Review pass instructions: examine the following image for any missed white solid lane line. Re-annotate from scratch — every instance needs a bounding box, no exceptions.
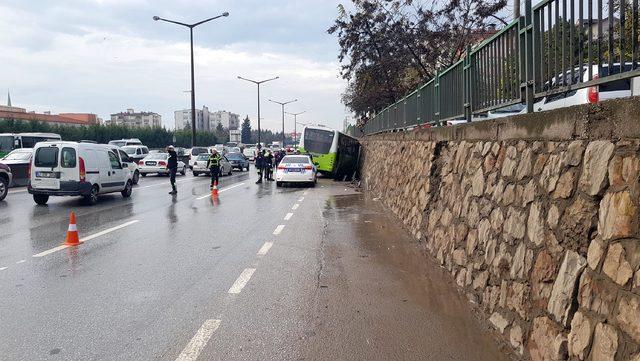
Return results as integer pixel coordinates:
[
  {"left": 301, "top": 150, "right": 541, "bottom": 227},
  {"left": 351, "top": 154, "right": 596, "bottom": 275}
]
[
  {"left": 298, "top": 197, "right": 304, "bottom": 202},
  {"left": 257, "top": 242, "right": 273, "bottom": 256},
  {"left": 0, "top": 267, "right": 7, "bottom": 271},
  {"left": 292, "top": 204, "right": 299, "bottom": 210},
  {"left": 284, "top": 213, "right": 293, "bottom": 221},
  {"left": 32, "top": 220, "right": 139, "bottom": 258},
  {"left": 196, "top": 182, "right": 246, "bottom": 200},
  {"left": 174, "top": 319, "right": 221, "bottom": 361},
  {"left": 228, "top": 268, "right": 256, "bottom": 294},
  {"left": 273, "top": 225, "right": 285, "bottom": 235},
  {"left": 16, "top": 260, "right": 26, "bottom": 264},
  {"left": 137, "top": 177, "right": 194, "bottom": 189}
]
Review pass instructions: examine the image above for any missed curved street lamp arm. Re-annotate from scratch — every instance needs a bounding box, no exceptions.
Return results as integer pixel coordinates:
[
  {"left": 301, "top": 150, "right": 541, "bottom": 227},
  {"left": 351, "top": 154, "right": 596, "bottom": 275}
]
[
  {"left": 192, "top": 13, "right": 229, "bottom": 27},
  {"left": 153, "top": 16, "right": 190, "bottom": 27}
]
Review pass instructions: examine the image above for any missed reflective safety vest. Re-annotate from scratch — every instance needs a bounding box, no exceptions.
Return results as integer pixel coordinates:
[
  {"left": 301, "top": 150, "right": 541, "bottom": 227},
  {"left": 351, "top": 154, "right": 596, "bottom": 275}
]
[{"left": 207, "top": 154, "right": 221, "bottom": 168}]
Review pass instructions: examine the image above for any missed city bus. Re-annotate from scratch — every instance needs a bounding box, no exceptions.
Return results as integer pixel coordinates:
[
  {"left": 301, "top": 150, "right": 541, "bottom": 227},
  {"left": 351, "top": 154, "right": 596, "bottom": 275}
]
[
  {"left": 298, "top": 125, "right": 360, "bottom": 180},
  {"left": 0, "top": 132, "right": 62, "bottom": 158}
]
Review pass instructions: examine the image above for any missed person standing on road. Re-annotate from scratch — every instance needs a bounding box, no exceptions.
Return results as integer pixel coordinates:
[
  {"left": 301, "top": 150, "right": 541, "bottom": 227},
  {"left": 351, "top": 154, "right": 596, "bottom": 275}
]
[
  {"left": 167, "top": 145, "right": 178, "bottom": 195},
  {"left": 265, "top": 150, "right": 275, "bottom": 181},
  {"left": 207, "top": 149, "right": 222, "bottom": 189},
  {"left": 274, "top": 149, "right": 284, "bottom": 167},
  {"left": 255, "top": 149, "right": 265, "bottom": 184}
]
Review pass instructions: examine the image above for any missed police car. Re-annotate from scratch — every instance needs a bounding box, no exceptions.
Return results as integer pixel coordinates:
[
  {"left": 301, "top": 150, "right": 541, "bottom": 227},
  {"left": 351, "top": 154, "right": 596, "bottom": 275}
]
[{"left": 275, "top": 155, "right": 317, "bottom": 187}]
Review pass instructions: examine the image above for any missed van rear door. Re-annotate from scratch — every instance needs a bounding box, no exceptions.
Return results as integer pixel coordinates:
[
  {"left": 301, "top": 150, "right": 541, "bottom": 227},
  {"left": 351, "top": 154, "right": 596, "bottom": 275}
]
[
  {"left": 58, "top": 146, "right": 79, "bottom": 183},
  {"left": 32, "top": 145, "right": 61, "bottom": 190}
]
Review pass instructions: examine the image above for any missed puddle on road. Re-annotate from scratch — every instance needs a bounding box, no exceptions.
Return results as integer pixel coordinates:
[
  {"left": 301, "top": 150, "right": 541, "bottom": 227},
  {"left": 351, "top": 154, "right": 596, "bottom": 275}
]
[{"left": 314, "top": 192, "right": 512, "bottom": 361}]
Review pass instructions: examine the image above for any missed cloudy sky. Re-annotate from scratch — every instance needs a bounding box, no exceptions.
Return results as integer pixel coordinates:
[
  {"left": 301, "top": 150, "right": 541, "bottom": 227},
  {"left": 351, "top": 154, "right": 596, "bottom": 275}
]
[{"left": 0, "top": 0, "right": 350, "bottom": 131}]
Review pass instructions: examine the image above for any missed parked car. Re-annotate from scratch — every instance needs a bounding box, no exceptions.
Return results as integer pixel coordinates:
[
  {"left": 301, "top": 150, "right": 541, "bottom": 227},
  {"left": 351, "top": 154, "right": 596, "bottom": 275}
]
[
  {"left": 192, "top": 154, "right": 233, "bottom": 177},
  {"left": 108, "top": 138, "right": 143, "bottom": 147},
  {"left": 29, "top": 141, "right": 134, "bottom": 205},
  {"left": 188, "top": 147, "right": 210, "bottom": 170},
  {"left": 243, "top": 147, "right": 256, "bottom": 161},
  {"left": 226, "top": 152, "right": 250, "bottom": 171},
  {"left": 0, "top": 162, "right": 11, "bottom": 201},
  {"left": 525, "top": 63, "right": 639, "bottom": 113},
  {"left": 1, "top": 148, "right": 32, "bottom": 186},
  {"left": 120, "top": 145, "right": 150, "bottom": 162},
  {"left": 114, "top": 148, "right": 141, "bottom": 185},
  {"left": 138, "top": 153, "right": 187, "bottom": 177},
  {"left": 275, "top": 155, "right": 317, "bottom": 187},
  {"left": 227, "top": 146, "right": 241, "bottom": 154}
]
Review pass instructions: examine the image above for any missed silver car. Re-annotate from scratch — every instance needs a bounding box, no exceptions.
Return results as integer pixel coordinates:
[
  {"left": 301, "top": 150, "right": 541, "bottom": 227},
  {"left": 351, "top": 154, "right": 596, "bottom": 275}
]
[{"left": 192, "top": 154, "right": 233, "bottom": 177}]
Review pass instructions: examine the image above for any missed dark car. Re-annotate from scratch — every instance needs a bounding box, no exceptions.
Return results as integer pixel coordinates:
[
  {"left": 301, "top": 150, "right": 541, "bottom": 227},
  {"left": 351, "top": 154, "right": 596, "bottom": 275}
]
[
  {"left": 1, "top": 148, "right": 32, "bottom": 186},
  {"left": 225, "top": 152, "right": 250, "bottom": 171},
  {"left": 0, "top": 162, "right": 12, "bottom": 201}
]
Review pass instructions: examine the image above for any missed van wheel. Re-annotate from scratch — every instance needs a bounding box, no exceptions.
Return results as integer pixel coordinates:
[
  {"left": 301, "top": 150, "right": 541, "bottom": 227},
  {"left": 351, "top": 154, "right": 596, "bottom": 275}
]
[
  {"left": 181, "top": 166, "right": 187, "bottom": 176},
  {"left": 133, "top": 171, "right": 140, "bottom": 185},
  {"left": 121, "top": 180, "right": 132, "bottom": 198},
  {"left": 84, "top": 186, "right": 99, "bottom": 205},
  {"left": 33, "top": 194, "right": 49, "bottom": 205}
]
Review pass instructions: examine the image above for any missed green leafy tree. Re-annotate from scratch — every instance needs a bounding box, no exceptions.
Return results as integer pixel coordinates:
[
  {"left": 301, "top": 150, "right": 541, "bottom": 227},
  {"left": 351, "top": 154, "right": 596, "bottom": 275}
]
[{"left": 241, "top": 116, "right": 252, "bottom": 144}]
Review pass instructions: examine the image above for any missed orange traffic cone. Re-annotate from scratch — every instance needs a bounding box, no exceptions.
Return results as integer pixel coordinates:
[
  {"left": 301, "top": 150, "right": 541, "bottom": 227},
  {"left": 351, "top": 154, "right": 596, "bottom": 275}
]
[
  {"left": 64, "top": 211, "right": 82, "bottom": 246},
  {"left": 211, "top": 180, "right": 219, "bottom": 196}
]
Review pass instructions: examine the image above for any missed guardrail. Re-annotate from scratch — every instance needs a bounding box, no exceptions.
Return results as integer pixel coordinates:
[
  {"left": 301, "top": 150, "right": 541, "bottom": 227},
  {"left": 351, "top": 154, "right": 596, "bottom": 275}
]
[{"left": 362, "top": 0, "right": 640, "bottom": 136}]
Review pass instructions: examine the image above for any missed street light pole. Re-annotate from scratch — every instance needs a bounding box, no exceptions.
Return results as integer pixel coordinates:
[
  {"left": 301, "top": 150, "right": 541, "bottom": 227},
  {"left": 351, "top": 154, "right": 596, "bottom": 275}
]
[
  {"left": 285, "top": 111, "right": 305, "bottom": 148},
  {"left": 153, "top": 12, "right": 229, "bottom": 147},
  {"left": 237, "top": 76, "right": 279, "bottom": 149},
  {"left": 269, "top": 99, "right": 297, "bottom": 147}
]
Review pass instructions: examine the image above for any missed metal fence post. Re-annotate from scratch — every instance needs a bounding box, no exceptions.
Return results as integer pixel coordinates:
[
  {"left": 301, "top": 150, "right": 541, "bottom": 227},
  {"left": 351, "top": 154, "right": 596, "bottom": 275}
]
[
  {"left": 464, "top": 45, "right": 472, "bottom": 122},
  {"left": 435, "top": 69, "right": 441, "bottom": 126},
  {"left": 520, "top": 0, "right": 534, "bottom": 113}
]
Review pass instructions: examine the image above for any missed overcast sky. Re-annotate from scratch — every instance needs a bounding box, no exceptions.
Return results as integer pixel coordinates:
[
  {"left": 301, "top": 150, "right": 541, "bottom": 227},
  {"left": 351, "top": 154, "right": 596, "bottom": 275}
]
[{"left": 0, "top": 0, "right": 350, "bottom": 131}]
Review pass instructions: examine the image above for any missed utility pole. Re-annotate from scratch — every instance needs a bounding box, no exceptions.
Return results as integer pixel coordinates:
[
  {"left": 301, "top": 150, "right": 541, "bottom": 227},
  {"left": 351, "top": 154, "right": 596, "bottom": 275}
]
[
  {"left": 153, "top": 12, "right": 229, "bottom": 147},
  {"left": 237, "top": 76, "right": 279, "bottom": 149},
  {"left": 269, "top": 99, "right": 297, "bottom": 147}
]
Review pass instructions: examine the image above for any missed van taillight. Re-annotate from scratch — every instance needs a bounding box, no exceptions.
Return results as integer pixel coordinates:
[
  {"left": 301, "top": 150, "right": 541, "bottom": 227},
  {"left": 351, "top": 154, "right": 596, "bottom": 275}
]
[
  {"left": 588, "top": 74, "right": 599, "bottom": 104},
  {"left": 79, "top": 157, "right": 86, "bottom": 182}
]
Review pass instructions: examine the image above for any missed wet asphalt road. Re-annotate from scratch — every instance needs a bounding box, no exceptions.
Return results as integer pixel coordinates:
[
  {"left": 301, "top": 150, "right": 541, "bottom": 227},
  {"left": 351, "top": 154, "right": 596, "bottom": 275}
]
[{"left": 0, "top": 170, "right": 509, "bottom": 361}]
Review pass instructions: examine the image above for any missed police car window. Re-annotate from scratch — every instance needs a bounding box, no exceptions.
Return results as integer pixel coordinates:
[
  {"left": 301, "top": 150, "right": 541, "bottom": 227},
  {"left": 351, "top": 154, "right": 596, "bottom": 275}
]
[
  {"left": 108, "top": 151, "right": 121, "bottom": 169},
  {"left": 61, "top": 147, "right": 76, "bottom": 168},
  {"left": 283, "top": 156, "right": 310, "bottom": 163}
]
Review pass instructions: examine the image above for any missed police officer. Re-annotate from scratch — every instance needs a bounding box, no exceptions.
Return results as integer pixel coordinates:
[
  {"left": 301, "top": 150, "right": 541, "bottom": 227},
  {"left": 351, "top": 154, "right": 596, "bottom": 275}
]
[
  {"left": 265, "top": 149, "right": 275, "bottom": 181},
  {"left": 207, "top": 149, "right": 222, "bottom": 189},
  {"left": 167, "top": 145, "right": 178, "bottom": 195},
  {"left": 255, "top": 148, "right": 265, "bottom": 184}
]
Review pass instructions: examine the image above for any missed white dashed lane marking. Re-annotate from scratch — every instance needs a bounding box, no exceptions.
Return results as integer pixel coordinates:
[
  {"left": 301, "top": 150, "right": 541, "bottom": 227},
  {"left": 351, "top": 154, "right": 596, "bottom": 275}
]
[
  {"left": 174, "top": 319, "right": 221, "bottom": 361},
  {"left": 291, "top": 204, "right": 299, "bottom": 210},
  {"left": 32, "top": 220, "right": 140, "bottom": 258},
  {"left": 0, "top": 267, "right": 7, "bottom": 271},
  {"left": 298, "top": 197, "right": 304, "bottom": 202},
  {"left": 257, "top": 242, "right": 273, "bottom": 256},
  {"left": 16, "top": 260, "right": 25, "bottom": 264},
  {"left": 273, "top": 225, "right": 285, "bottom": 235},
  {"left": 228, "top": 268, "right": 256, "bottom": 294},
  {"left": 284, "top": 213, "right": 293, "bottom": 221}
]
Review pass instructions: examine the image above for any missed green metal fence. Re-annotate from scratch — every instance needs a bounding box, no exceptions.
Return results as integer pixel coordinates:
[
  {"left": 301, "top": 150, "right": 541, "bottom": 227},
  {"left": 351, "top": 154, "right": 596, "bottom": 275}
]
[{"left": 363, "top": 0, "right": 640, "bottom": 136}]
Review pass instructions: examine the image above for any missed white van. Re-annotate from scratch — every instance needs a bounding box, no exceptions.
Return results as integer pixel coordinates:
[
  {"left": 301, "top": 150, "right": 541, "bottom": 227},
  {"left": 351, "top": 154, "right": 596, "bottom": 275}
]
[
  {"left": 108, "top": 138, "right": 143, "bottom": 147},
  {"left": 29, "top": 141, "right": 134, "bottom": 205}
]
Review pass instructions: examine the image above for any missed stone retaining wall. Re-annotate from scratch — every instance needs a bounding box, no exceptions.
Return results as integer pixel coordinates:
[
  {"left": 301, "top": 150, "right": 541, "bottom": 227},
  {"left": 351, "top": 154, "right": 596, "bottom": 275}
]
[{"left": 360, "top": 99, "right": 640, "bottom": 361}]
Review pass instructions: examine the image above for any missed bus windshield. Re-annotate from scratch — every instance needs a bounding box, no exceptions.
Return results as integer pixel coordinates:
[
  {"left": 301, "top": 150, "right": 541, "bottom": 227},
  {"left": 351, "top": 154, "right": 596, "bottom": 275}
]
[
  {"left": 303, "top": 128, "right": 334, "bottom": 154},
  {"left": 0, "top": 135, "right": 14, "bottom": 155}
]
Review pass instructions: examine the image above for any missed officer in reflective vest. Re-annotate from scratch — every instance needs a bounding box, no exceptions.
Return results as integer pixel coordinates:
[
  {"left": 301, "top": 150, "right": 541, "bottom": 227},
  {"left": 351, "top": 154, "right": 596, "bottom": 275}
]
[{"left": 207, "top": 149, "right": 222, "bottom": 189}]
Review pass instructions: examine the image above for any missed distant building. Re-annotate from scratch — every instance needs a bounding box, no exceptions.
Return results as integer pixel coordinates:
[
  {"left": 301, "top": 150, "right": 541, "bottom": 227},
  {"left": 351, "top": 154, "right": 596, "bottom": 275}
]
[
  {"left": 229, "top": 129, "right": 241, "bottom": 143},
  {"left": 174, "top": 106, "right": 210, "bottom": 131},
  {"left": 108, "top": 108, "right": 161, "bottom": 128},
  {"left": 0, "top": 91, "right": 97, "bottom": 127},
  {"left": 211, "top": 110, "right": 240, "bottom": 130}
]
